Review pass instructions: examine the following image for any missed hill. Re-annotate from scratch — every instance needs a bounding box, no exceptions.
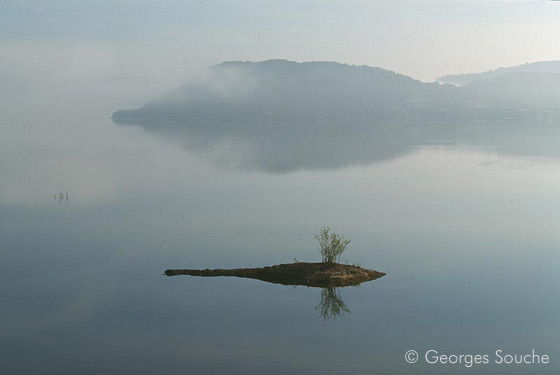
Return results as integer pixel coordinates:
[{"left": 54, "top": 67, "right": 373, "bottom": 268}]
[
  {"left": 112, "top": 59, "right": 464, "bottom": 123},
  {"left": 111, "top": 60, "right": 560, "bottom": 172}
]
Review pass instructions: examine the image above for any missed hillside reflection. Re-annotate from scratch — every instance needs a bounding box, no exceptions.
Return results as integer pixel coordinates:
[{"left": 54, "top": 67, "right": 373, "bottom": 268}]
[{"left": 114, "top": 117, "right": 560, "bottom": 172}]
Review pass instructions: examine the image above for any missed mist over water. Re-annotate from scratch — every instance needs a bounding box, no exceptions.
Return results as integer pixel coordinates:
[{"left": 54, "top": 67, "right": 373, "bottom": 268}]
[{"left": 2, "top": 102, "right": 560, "bottom": 373}]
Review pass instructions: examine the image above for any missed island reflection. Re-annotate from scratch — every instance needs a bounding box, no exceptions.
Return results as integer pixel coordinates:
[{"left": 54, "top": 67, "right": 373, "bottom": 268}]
[
  {"left": 317, "top": 287, "right": 351, "bottom": 320},
  {"left": 165, "top": 262, "right": 384, "bottom": 320}
]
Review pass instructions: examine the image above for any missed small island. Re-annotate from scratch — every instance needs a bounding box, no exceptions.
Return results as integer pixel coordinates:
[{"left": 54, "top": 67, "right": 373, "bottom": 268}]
[
  {"left": 164, "top": 262, "right": 385, "bottom": 288},
  {"left": 165, "top": 227, "right": 385, "bottom": 288}
]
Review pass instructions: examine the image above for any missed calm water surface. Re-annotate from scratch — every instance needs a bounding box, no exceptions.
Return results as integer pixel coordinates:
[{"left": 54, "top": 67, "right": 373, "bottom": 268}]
[{"left": 1, "top": 116, "right": 559, "bottom": 374}]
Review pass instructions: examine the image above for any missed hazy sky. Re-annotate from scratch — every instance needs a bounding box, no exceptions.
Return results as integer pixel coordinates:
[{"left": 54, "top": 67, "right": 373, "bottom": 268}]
[{"left": 2, "top": 0, "right": 560, "bottom": 103}]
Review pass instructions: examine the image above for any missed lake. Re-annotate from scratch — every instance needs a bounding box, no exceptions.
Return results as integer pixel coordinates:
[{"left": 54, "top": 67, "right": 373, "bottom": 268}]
[{"left": 1, "top": 114, "right": 559, "bottom": 374}]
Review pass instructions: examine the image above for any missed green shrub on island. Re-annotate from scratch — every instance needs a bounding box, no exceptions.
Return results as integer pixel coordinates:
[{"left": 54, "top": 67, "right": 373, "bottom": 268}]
[{"left": 315, "top": 226, "right": 350, "bottom": 264}]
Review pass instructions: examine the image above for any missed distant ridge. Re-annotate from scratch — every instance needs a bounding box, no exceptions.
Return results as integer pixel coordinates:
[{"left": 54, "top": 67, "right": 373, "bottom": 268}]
[{"left": 438, "top": 61, "right": 560, "bottom": 86}]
